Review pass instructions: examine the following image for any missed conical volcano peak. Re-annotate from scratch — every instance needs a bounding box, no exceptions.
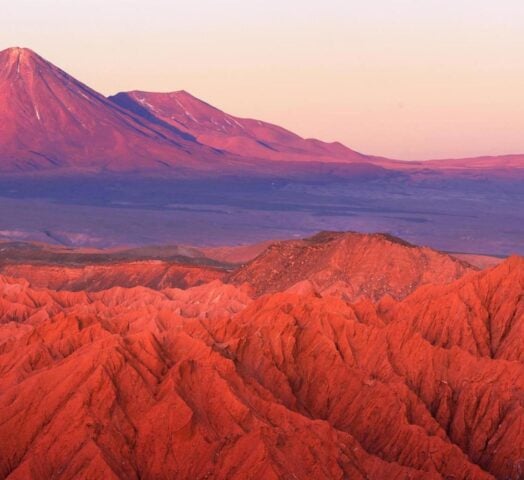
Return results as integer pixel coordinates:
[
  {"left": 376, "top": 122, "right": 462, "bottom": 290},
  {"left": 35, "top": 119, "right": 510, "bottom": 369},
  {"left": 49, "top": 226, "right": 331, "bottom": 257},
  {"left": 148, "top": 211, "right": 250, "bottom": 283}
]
[
  {"left": 1, "top": 46, "right": 41, "bottom": 64},
  {"left": 0, "top": 46, "right": 48, "bottom": 81},
  {"left": 0, "top": 46, "right": 227, "bottom": 173},
  {"left": 2, "top": 46, "right": 30, "bottom": 56},
  {"left": 7, "top": 46, "right": 33, "bottom": 54}
]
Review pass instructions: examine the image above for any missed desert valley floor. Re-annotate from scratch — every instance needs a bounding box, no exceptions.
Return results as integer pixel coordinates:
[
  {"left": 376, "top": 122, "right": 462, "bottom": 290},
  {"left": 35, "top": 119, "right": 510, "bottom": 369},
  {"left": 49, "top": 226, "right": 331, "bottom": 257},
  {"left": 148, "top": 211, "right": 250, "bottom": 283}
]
[{"left": 0, "top": 174, "right": 522, "bottom": 256}]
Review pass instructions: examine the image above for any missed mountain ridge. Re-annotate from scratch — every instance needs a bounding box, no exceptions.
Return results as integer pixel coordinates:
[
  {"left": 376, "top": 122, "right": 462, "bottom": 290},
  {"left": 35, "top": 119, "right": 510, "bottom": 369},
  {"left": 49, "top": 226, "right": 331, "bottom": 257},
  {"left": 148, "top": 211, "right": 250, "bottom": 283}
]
[
  {"left": 0, "top": 232, "right": 521, "bottom": 479},
  {"left": 0, "top": 47, "right": 233, "bottom": 174},
  {"left": 109, "top": 90, "right": 375, "bottom": 165},
  {"left": 1, "top": 47, "right": 523, "bottom": 177}
]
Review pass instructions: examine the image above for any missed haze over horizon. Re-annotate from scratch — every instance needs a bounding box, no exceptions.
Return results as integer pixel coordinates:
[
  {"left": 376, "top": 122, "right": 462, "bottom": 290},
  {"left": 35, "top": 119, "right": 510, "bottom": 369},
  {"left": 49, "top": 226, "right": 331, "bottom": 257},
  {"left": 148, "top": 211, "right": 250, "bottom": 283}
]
[{"left": 3, "top": 0, "right": 524, "bottom": 160}]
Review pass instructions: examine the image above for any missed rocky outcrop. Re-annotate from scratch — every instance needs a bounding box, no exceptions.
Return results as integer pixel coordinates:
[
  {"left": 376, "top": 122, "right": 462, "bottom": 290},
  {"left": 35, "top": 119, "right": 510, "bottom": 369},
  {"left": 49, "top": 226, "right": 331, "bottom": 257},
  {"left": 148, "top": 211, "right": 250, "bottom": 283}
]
[
  {"left": 229, "top": 231, "right": 475, "bottom": 301},
  {"left": 0, "top": 251, "right": 522, "bottom": 479},
  {"left": 379, "top": 255, "right": 524, "bottom": 361}
]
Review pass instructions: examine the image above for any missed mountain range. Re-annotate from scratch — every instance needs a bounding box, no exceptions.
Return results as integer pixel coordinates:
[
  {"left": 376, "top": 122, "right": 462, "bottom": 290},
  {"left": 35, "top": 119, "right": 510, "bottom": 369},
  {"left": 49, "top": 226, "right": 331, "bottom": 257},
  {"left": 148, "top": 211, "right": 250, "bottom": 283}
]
[{"left": 1, "top": 47, "right": 523, "bottom": 178}]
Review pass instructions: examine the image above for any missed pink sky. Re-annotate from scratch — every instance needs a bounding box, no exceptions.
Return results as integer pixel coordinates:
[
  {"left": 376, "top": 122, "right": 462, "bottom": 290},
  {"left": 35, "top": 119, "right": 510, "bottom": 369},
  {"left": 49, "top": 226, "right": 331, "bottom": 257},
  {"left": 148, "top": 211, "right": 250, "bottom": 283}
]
[{"left": 2, "top": 0, "right": 524, "bottom": 160}]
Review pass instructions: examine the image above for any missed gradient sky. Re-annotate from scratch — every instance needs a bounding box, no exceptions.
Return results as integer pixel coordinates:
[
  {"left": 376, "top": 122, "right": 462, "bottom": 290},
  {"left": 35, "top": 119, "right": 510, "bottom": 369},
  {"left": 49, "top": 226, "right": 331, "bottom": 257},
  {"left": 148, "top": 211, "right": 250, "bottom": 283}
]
[{"left": 3, "top": 0, "right": 524, "bottom": 159}]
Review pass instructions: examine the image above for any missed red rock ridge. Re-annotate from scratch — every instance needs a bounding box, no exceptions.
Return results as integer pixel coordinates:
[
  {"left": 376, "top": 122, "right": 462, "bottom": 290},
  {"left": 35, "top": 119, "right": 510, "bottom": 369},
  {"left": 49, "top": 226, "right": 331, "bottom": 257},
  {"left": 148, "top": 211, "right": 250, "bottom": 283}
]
[
  {"left": 0, "top": 235, "right": 522, "bottom": 478},
  {"left": 0, "top": 261, "right": 227, "bottom": 292}
]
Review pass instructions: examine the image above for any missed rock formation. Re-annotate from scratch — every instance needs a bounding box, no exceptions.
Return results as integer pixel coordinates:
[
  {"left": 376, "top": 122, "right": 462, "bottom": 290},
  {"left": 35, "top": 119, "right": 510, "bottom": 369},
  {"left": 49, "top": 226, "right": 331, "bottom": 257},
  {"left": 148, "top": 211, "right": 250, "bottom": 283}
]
[{"left": 0, "top": 233, "right": 522, "bottom": 479}]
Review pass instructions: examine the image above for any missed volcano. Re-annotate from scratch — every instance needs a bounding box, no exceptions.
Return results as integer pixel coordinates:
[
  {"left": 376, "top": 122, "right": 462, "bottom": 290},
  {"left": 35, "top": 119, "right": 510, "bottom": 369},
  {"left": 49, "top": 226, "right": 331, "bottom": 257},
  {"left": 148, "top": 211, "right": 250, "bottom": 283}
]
[
  {"left": 1, "top": 47, "right": 523, "bottom": 178},
  {"left": 0, "top": 47, "right": 229, "bottom": 173},
  {"left": 0, "top": 47, "right": 390, "bottom": 177},
  {"left": 110, "top": 90, "right": 373, "bottom": 164}
]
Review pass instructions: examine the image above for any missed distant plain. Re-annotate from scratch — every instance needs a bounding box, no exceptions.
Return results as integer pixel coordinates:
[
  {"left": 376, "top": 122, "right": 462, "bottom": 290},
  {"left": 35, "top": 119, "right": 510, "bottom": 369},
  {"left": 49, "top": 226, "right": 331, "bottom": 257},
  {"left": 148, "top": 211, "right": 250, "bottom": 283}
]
[{"left": 0, "top": 175, "right": 521, "bottom": 255}]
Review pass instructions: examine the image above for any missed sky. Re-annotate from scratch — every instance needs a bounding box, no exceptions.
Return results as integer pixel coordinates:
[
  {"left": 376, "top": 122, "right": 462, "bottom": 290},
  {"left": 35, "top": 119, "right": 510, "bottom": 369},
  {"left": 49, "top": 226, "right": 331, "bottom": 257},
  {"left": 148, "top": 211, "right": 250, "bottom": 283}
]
[{"left": 2, "top": 0, "right": 524, "bottom": 160}]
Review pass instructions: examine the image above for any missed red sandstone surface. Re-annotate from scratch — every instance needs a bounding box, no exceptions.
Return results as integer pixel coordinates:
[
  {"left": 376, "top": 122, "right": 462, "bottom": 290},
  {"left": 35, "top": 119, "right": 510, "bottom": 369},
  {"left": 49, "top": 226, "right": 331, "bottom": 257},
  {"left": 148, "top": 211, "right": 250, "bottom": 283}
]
[
  {"left": 0, "top": 232, "right": 522, "bottom": 479},
  {"left": 0, "top": 261, "right": 226, "bottom": 292}
]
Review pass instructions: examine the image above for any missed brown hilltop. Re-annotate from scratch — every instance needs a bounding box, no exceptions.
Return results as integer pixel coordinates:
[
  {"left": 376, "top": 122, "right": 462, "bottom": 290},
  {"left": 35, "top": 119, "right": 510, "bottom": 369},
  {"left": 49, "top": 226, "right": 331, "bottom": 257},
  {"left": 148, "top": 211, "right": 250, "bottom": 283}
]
[{"left": 229, "top": 231, "right": 475, "bottom": 300}]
